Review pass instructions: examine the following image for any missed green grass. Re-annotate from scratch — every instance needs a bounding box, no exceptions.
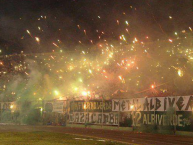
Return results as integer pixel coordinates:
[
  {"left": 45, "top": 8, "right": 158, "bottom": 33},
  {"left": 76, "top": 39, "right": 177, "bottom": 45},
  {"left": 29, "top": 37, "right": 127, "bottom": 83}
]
[{"left": 0, "top": 132, "right": 125, "bottom": 145}]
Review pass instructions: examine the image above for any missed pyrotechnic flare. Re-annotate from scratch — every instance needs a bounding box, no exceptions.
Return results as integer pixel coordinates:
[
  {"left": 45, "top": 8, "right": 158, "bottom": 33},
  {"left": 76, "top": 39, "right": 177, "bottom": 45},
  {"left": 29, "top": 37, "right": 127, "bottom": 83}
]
[
  {"left": 35, "top": 37, "right": 40, "bottom": 44},
  {"left": 169, "top": 39, "right": 173, "bottom": 43},
  {"left": 53, "top": 43, "right": 59, "bottom": 48},
  {"left": 178, "top": 69, "right": 183, "bottom": 77},
  {"left": 117, "top": 20, "right": 119, "bottom": 25},
  {"left": 84, "top": 30, "right": 86, "bottom": 35},
  {"left": 26, "top": 30, "right": 32, "bottom": 38},
  {"left": 125, "top": 21, "right": 129, "bottom": 26}
]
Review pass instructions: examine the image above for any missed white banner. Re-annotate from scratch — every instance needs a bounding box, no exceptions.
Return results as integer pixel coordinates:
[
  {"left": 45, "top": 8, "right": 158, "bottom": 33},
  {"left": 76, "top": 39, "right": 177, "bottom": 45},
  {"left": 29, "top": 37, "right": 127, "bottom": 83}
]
[
  {"left": 69, "top": 112, "right": 118, "bottom": 125},
  {"left": 112, "top": 96, "right": 193, "bottom": 112},
  {"left": 53, "top": 101, "right": 64, "bottom": 113}
]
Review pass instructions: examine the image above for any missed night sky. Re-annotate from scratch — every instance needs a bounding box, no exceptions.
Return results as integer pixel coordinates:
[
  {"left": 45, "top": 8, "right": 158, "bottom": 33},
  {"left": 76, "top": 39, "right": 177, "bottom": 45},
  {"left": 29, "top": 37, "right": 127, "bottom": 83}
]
[{"left": 0, "top": 0, "right": 193, "bottom": 54}]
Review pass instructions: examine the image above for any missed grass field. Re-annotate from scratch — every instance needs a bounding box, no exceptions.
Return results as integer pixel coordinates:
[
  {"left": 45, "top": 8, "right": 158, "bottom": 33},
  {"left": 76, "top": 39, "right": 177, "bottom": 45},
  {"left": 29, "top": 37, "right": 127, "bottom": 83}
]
[{"left": 0, "top": 131, "right": 125, "bottom": 145}]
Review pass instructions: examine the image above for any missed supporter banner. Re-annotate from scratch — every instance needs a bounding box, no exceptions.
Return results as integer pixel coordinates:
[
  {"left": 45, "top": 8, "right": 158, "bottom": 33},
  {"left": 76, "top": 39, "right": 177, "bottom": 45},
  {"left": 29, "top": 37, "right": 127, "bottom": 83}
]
[
  {"left": 69, "top": 112, "right": 118, "bottom": 125},
  {"left": 45, "top": 100, "right": 65, "bottom": 113},
  {"left": 112, "top": 96, "right": 193, "bottom": 112},
  {"left": 121, "top": 111, "right": 193, "bottom": 131},
  {"left": 53, "top": 101, "right": 64, "bottom": 113},
  {"left": 70, "top": 100, "right": 112, "bottom": 112}
]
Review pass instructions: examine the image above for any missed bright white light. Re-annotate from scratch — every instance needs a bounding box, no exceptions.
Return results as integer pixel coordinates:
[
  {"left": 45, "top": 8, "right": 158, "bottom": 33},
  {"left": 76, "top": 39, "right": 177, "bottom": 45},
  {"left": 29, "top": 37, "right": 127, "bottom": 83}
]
[
  {"left": 82, "top": 91, "right": 88, "bottom": 96},
  {"left": 54, "top": 90, "right": 59, "bottom": 96},
  {"left": 151, "top": 85, "right": 155, "bottom": 89},
  {"left": 83, "top": 104, "right": 87, "bottom": 109},
  {"left": 178, "top": 69, "right": 183, "bottom": 77}
]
